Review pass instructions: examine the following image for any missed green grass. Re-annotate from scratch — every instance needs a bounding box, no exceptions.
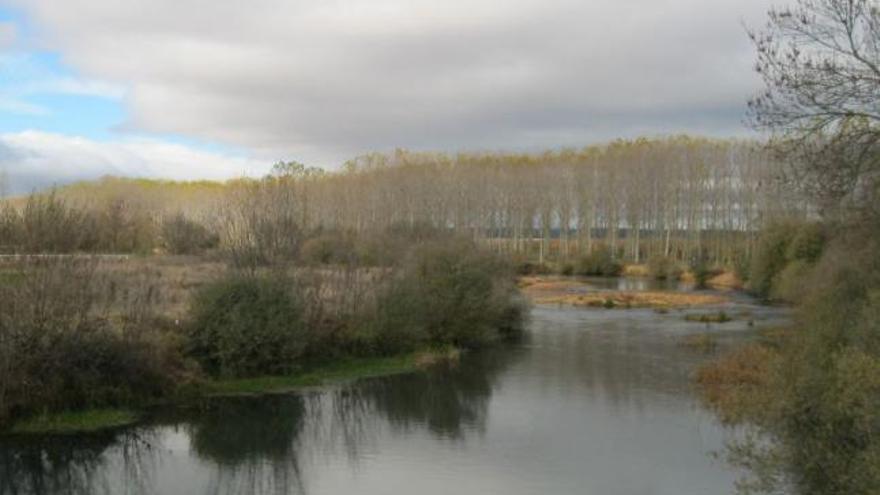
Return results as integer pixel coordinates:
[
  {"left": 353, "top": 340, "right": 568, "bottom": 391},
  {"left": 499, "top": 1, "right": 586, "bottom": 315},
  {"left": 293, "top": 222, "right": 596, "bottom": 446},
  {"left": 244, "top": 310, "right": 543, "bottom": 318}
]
[
  {"left": 5, "top": 353, "right": 429, "bottom": 435},
  {"left": 10, "top": 409, "right": 139, "bottom": 434},
  {"left": 199, "top": 353, "right": 421, "bottom": 396},
  {"left": 684, "top": 311, "right": 732, "bottom": 323}
]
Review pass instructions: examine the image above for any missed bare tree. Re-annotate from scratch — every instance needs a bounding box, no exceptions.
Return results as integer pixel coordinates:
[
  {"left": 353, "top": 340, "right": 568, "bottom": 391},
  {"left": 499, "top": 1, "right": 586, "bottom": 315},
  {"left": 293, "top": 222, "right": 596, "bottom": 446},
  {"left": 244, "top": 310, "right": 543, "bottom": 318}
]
[{"left": 748, "top": 0, "right": 880, "bottom": 213}]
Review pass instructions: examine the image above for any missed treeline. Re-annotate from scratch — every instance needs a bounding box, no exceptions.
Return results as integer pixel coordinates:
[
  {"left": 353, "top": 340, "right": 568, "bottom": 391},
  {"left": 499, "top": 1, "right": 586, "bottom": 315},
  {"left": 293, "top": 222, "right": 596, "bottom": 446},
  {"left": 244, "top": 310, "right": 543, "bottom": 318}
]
[
  {"left": 309, "top": 137, "right": 805, "bottom": 266},
  {"left": 0, "top": 136, "right": 809, "bottom": 268}
]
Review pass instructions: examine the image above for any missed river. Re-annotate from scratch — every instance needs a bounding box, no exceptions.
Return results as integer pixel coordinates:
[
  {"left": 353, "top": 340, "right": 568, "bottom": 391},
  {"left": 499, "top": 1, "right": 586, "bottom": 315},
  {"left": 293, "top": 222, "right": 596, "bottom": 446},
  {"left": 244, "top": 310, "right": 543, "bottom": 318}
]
[{"left": 0, "top": 280, "right": 789, "bottom": 495}]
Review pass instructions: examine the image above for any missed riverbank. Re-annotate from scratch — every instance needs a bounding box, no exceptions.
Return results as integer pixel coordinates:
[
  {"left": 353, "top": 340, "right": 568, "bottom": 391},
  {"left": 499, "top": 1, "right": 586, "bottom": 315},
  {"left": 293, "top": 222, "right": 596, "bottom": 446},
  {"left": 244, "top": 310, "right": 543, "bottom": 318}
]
[
  {"left": 3, "top": 349, "right": 460, "bottom": 435},
  {"left": 0, "top": 290, "right": 782, "bottom": 495}
]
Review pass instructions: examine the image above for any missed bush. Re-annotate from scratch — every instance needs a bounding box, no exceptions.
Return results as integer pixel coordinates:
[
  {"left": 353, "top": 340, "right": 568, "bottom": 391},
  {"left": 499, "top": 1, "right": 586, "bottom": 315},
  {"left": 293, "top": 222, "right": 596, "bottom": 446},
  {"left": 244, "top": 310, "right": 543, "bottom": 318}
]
[
  {"left": 647, "top": 256, "right": 682, "bottom": 280},
  {"left": 786, "top": 222, "right": 825, "bottom": 264},
  {"left": 690, "top": 258, "right": 714, "bottom": 289},
  {"left": 749, "top": 221, "right": 798, "bottom": 298},
  {"left": 701, "top": 232, "right": 880, "bottom": 494},
  {"left": 368, "top": 240, "right": 527, "bottom": 352},
  {"left": 559, "top": 262, "right": 575, "bottom": 276},
  {"left": 0, "top": 259, "right": 180, "bottom": 427},
  {"left": 186, "top": 274, "right": 309, "bottom": 377},
  {"left": 161, "top": 213, "right": 219, "bottom": 255},
  {"left": 771, "top": 259, "right": 813, "bottom": 303},
  {"left": 750, "top": 220, "right": 827, "bottom": 299},
  {"left": 575, "top": 246, "right": 622, "bottom": 277},
  {"left": 514, "top": 260, "right": 552, "bottom": 276}
]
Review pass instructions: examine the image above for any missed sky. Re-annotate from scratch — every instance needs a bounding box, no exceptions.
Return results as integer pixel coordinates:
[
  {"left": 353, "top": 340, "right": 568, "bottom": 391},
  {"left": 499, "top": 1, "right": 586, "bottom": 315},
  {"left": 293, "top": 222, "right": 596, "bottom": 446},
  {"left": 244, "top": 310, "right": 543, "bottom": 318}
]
[{"left": 0, "top": 0, "right": 773, "bottom": 194}]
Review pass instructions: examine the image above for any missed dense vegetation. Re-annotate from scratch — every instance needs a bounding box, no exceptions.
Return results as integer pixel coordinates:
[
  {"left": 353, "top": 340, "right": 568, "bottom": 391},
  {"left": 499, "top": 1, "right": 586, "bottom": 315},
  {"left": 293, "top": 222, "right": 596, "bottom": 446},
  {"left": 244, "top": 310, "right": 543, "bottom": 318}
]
[
  {"left": 0, "top": 223, "right": 526, "bottom": 430},
  {"left": 0, "top": 259, "right": 183, "bottom": 427},
  {"left": 696, "top": 0, "right": 880, "bottom": 493}
]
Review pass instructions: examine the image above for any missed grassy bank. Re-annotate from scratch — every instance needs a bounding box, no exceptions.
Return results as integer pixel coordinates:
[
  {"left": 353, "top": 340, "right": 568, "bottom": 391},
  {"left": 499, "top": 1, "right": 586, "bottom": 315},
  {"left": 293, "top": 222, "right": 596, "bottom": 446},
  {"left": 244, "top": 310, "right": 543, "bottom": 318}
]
[
  {"left": 9, "top": 409, "right": 141, "bottom": 435},
  {"left": 4, "top": 349, "right": 458, "bottom": 435},
  {"left": 198, "top": 352, "right": 426, "bottom": 396}
]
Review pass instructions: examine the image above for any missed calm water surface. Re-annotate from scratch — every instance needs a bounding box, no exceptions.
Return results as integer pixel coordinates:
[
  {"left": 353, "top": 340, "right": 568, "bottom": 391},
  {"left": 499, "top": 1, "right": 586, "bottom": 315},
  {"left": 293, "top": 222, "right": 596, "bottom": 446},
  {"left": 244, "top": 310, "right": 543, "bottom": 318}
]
[{"left": 0, "top": 285, "right": 788, "bottom": 495}]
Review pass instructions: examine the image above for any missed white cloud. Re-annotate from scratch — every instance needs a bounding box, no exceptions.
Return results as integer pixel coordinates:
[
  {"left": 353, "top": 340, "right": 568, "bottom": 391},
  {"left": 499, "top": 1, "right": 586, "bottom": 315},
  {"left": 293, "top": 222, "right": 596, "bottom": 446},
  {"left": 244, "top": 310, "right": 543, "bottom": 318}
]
[
  {"left": 3, "top": 0, "right": 772, "bottom": 166},
  {"left": 0, "top": 130, "right": 268, "bottom": 194}
]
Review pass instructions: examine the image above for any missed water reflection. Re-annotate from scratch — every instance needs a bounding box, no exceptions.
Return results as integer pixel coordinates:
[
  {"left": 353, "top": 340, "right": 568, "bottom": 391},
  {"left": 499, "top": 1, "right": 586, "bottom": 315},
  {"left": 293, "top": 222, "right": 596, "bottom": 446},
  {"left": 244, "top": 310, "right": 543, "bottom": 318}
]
[
  {"left": 0, "top": 294, "right": 787, "bottom": 495},
  {"left": 184, "top": 396, "right": 307, "bottom": 495},
  {"left": 338, "top": 350, "right": 512, "bottom": 439},
  {"left": 0, "top": 351, "right": 512, "bottom": 495},
  {"left": 0, "top": 429, "right": 158, "bottom": 495},
  {"left": 578, "top": 276, "right": 690, "bottom": 292}
]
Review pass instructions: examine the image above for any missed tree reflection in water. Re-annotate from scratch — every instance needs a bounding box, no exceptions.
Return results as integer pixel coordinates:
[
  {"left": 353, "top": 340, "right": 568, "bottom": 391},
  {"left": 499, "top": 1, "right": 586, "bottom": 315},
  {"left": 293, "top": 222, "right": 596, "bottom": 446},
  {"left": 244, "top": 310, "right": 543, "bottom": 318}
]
[
  {"left": 329, "top": 347, "right": 517, "bottom": 456},
  {"left": 0, "top": 429, "right": 159, "bottom": 495},
  {"left": 185, "top": 395, "right": 308, "bottom": 495},
  {"left": 0, "top": 348, "right": 517, "bottom": 495}
]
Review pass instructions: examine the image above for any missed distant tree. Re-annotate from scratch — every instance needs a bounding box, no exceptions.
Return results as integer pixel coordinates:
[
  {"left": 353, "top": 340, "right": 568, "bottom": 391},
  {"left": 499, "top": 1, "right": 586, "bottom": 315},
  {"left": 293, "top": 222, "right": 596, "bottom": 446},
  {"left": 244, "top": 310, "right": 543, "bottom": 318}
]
[
  {"left": 748, "top": 0, "right": 880, "bottom": 213},
  {"left": 269, "top": 160, "right": 324, "bottom": 179}
]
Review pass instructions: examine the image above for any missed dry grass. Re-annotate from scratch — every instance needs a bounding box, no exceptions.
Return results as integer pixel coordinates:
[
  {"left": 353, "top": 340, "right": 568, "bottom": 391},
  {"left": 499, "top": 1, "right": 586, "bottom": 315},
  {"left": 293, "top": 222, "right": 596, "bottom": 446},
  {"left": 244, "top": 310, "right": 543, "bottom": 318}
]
[
  {"left": 707, "top": 270, "right": 744, "bottom": 290},
  {"left": 695, "top": 344, "right": 777, "bottom": 424},
  {"left": 622, "top": 263, "right": 650, "bottom": 277},
  {"left": 94, "top": 255, "right": 226, "bottom": 318},
  {"left": 83, "top": 257, "right": 386, "bottom": 320},
  {"left": 532, "top": 290, "right": 727, "bottom": 308},
  {"left": 517, "top": 275, "right": 584, "bottom": 291}
]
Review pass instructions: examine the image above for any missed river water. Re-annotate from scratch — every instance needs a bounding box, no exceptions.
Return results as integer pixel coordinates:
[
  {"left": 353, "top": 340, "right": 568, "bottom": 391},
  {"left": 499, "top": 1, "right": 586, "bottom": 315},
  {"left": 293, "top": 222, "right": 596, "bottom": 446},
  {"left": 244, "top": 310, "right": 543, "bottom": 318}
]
[{"left": 0, "top": 281, "right": 788, "bottom": 495}]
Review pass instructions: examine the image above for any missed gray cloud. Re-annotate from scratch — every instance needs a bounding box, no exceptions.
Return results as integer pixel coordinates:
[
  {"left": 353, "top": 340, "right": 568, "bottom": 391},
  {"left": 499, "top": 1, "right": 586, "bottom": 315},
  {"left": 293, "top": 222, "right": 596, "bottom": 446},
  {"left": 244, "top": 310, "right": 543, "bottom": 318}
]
[{"left": 4, "top": 0, "right": 771, "bottom": 167}]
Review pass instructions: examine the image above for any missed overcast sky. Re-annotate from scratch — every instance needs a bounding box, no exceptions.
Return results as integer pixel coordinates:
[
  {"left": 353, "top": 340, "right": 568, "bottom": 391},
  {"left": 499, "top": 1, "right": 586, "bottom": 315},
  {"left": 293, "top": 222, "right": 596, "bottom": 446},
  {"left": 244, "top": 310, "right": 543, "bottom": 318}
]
[{"left": 0, "top": 0, "right": 773, "bottom": 193}]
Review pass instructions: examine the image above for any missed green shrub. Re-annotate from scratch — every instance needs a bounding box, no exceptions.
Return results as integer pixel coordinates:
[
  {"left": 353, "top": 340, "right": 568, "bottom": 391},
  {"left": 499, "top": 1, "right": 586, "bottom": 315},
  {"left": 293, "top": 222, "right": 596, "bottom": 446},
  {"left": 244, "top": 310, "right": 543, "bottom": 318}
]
[
  {"left": 369, "top": 240, "right": 527, "bottom": 351},
  {"left": 690, "top": 258, "right": 714, "bottom": 289},
  {"left": 702, "top": 233, "right": 880, "bottom": 494},
  {"left": 749, "top": 222, "right": 798, "bottom": 298},
  {"left": 575, "top": 246, "right": 622, "bottom": 277},
  {"left": 684, "top": 311, "right": 731, "bottom": 323},
  {"left": 186, "top": 274, "right": 309, "bottom": 377},
  {"left": 786, "top": 222, "right": 825, "bottom": 263},
  {"left": 750, "top": 221, "right": 827, "bottom": 299},
  {"left": 771, "top": 259, "right": 813, "bottom": 303},
  {"left": 559, "top": 262, "right": 575, "bottom": 276}
]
